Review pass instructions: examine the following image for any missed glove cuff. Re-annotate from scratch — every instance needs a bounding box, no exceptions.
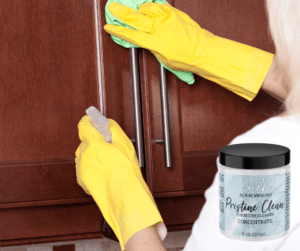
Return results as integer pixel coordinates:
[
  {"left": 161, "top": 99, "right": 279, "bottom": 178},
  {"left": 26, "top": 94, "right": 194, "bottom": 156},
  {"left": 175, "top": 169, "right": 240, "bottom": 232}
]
[
  {"left": 88, "top": 173, "right": 166, "bottom": 251},
  {"left": 120, "top": 207, "right": 167, "bottom": 250},
  {"left": 192, "top": 33, "right": 274, "bottom": 101}
]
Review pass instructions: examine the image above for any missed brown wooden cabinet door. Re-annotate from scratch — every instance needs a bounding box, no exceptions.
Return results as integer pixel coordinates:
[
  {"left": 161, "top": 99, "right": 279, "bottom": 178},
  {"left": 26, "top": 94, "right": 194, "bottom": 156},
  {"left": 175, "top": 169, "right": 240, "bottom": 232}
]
[
  {"left": 140, "top": 0, "right": 282, "bottom": 196},
  {"left": 0, "top": 0, "right": 105, "bottom": 246}
]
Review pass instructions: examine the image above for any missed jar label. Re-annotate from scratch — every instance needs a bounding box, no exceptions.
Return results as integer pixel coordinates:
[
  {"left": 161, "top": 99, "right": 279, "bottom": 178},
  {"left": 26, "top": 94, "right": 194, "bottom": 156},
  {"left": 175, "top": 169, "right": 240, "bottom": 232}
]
[{"left": 219, "top": 170, "right": 290, "bottom": 238}]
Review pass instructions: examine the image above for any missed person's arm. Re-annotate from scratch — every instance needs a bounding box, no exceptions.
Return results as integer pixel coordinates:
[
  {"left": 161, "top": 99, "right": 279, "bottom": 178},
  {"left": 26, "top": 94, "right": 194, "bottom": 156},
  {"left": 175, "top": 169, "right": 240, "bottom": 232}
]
[
  {"left": 124, "top": 226, "right": 167, "bottom": 251},
  {"left": 261, "top": 55, "right": 290, "bottom": 102}
]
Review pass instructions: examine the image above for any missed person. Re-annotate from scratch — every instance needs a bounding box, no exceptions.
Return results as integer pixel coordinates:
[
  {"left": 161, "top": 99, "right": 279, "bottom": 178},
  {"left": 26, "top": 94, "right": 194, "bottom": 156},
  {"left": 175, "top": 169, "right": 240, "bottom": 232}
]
[{"left": 75, "top": 0, "right": 300, "bottom": 250}]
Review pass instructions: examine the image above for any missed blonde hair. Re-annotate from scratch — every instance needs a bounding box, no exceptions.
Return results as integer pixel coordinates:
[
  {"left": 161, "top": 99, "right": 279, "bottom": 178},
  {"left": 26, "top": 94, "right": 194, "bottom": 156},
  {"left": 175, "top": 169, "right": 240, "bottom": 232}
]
[{"left": 266, "top": 0, "right": 300, "bottom": 118}]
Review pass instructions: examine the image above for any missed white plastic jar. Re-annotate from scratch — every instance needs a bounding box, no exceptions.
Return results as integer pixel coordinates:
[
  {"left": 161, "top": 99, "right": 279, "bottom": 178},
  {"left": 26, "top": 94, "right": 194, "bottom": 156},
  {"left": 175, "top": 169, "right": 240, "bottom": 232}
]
[{"left": 218, "top": 143, "right": 290, "bottom": 241}]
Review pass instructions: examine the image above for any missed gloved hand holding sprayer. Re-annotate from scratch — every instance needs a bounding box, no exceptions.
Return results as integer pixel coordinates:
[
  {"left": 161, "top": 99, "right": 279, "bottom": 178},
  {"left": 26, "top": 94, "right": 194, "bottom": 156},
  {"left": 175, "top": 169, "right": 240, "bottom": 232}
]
[{"left": 75, "top": 1, "right": 283, "bottom": 251}]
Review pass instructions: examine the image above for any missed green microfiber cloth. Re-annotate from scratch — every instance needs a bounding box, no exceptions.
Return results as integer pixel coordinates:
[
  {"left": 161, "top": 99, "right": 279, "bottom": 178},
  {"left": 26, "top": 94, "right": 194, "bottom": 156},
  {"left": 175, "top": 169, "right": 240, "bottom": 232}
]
[{"left": 105, "top": 0, "right": 195, "bottom": 85}]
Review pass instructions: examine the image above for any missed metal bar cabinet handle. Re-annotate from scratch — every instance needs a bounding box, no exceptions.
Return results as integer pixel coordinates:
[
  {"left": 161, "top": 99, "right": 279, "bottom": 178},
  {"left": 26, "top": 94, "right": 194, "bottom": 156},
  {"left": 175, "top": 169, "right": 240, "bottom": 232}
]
[
  {"left": 129, "top": 47, "right": 145, "bottom": 168},
  {"left": 157, "top": 63, "right": 172, "bottom": 168}
]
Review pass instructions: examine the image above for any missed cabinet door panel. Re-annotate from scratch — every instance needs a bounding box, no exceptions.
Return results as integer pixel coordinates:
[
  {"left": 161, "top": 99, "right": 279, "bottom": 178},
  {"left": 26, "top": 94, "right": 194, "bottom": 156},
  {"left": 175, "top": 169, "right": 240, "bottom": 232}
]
[
  {"left": 156, "top": 195, "right": 205, "bottom": 227},
  {"left": 0, "top": 0, "right": 99, "bottom": 162},
  {"left": 141, "top": 0, "right": 282, "bottom": 194},
  {"left": 0, "top": 160, "right": 88, "bottom": 204},
  {"left": 0, "top": 203, "right": 101, "bottom": 241}
]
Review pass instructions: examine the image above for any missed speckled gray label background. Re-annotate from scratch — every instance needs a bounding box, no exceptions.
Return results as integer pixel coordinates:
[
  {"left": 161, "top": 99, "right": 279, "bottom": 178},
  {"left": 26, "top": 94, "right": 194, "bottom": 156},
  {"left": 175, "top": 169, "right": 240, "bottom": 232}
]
[{"left": 219, "top": 170, "right": 290, "bottom": 239}]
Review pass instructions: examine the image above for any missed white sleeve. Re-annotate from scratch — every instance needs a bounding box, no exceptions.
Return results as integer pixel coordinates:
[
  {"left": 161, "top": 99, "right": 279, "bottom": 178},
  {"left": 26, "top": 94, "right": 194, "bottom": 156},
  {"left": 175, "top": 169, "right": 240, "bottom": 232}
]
[
  {"left": 275, "top": 226, "right": 300, "bottom": 250},
  {"left": 182, "top": 117, "right": 300, "bottom": 251}
]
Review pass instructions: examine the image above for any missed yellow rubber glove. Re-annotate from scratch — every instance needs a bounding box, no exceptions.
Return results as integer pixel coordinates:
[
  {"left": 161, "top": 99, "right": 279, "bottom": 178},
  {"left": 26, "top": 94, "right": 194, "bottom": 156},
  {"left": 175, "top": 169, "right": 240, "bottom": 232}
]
[
  {"left": 104, "top": 2, "right": 274, "bottom": 101},
  {"left": 75, "top": 115, "right": 167, "bottom": 251}
]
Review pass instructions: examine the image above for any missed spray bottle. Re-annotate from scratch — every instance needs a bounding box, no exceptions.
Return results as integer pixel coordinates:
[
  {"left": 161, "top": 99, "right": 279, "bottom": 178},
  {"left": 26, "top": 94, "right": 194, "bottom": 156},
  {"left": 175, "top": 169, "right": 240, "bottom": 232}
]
[{"left": 86, "top": 106, "right": 118, "bottom": 243}]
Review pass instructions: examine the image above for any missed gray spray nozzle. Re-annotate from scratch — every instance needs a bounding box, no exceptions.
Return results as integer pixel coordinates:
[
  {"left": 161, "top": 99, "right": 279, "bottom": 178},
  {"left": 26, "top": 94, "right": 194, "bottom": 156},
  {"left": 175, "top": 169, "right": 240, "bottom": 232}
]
[{"left": 86, "top": 106, "right": 112, "bottom": 143}]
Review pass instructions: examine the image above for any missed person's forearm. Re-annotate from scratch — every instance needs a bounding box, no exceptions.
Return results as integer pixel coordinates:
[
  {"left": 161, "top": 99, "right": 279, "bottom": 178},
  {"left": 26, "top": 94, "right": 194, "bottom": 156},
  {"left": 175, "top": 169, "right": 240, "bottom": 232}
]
[
  {"left": 125, "top": 225, "right": 167, "bottom": 251},
  {"left": 261, "top": 54, "right": 290, "bottom": 102}
]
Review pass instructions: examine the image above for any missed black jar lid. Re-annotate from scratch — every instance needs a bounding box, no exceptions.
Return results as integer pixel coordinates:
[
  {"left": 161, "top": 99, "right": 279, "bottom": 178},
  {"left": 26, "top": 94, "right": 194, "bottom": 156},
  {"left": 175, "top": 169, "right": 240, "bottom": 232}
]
[{"left": 219, "top": 143, "right": 290, "bottom": 169}]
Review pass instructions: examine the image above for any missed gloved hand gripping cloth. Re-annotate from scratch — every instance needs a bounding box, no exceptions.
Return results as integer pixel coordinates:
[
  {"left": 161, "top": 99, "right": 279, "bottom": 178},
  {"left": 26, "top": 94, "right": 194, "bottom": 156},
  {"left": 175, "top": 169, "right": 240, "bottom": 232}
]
[
  {"left": 75, "top": 116, "right": 167, "bottom": 251},
  {"left": 105, "top": 2, "right": 275, "bottom": 101},
  {"left": 105, "top": 0, "right": 195, "bottom": 85}
]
